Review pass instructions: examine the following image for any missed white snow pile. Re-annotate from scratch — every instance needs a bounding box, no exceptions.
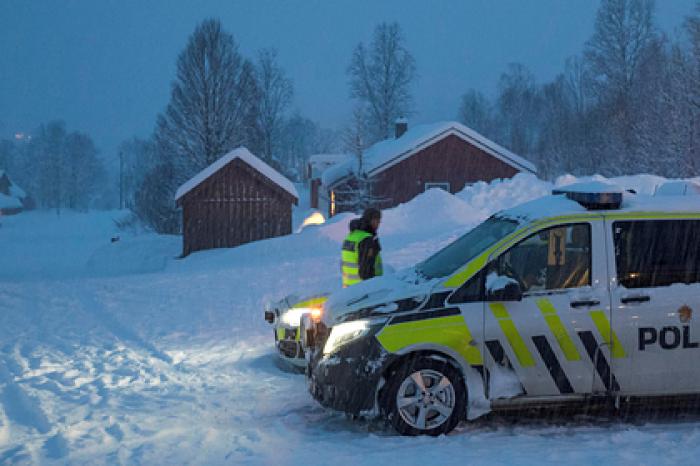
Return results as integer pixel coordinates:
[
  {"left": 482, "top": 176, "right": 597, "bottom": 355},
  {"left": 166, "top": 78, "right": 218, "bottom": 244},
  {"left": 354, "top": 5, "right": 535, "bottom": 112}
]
[{"left": 2, "top": 173, "right": 700, "bottom": 464}]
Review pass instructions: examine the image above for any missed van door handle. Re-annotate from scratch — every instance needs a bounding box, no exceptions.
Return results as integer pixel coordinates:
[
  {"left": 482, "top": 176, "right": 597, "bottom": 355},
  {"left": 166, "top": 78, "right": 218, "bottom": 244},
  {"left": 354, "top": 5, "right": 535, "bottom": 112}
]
[
  {"left": 570, "top": 299, "right": 600, "bottom": 308},
  {"left": 621, "top": 295, "right": 650, "bottom": 304}
]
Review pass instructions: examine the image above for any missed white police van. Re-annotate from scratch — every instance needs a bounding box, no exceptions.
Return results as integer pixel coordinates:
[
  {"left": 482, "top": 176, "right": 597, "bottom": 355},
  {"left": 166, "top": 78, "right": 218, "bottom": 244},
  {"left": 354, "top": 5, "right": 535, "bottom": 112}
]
[
  {"left": 264, "top": 294, "right": 327, "bottom": 368},
  {"left": 301, "top": 182, "right": 700, "bottom": 435}
]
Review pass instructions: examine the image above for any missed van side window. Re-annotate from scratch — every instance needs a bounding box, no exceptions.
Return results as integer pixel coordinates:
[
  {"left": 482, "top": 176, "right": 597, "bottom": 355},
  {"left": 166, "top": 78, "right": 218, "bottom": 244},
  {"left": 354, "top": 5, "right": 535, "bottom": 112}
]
[
  {"left": 495, "top": 224, "right": 591, "bottom": 293},
  {"left": 448, "top": 269, "right": 484, "bottom": 304},
  {"left": 613, "top": 220, "right": 700, "bottom": 288}
]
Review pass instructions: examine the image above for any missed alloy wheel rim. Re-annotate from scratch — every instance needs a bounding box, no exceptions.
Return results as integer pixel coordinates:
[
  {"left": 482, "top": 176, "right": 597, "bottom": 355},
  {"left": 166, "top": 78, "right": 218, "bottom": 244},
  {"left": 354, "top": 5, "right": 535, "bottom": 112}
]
[{"left": 396, "top": 369, "right": 455, "bottom": 430}]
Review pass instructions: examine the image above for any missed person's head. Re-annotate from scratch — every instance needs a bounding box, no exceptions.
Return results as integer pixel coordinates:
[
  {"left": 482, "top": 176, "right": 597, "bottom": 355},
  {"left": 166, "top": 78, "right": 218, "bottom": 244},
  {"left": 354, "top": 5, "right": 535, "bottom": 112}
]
[{"left": 362, "top": 208, "right": 381, "bottom": 233}]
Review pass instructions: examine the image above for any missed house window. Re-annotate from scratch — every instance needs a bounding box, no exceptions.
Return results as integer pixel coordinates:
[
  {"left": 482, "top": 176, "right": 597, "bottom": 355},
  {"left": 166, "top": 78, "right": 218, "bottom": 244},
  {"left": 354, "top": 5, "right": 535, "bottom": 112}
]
[{"left": 425, "top": 182, "right": 450, "bottom": 192}]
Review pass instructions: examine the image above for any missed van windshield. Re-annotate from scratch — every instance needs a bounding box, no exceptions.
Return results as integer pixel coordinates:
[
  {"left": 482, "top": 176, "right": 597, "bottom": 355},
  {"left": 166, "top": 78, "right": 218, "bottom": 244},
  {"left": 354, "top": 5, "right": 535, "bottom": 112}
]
[{"left": 415, "top": 217, "right": 518, "bottom": 280}]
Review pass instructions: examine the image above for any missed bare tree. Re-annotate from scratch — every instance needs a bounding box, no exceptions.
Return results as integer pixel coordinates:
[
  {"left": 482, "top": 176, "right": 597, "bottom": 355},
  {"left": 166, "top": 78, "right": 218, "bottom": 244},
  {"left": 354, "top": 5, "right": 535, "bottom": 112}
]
[
  {"left": 255, "top": 48, "right": 293, "bottom": 164},
  {"left": 277, "top": 113, "right": 339, "bottom": 181},
  {"left": 64, "top": 132, "right": 104, "bottom": 210},
  {"left": 333, "top": 107, "right": 386, "bottom": 212},
  {"left": 35, "top": 121, "right": 66, "bottom": 213},
  {"left": 117, "top": 137, "right": 157, "bottom": 209},
  {"left": 144, "top": 18, "right": 260, "bottom": 233},
  {"left": 348, "top": 22, "right": 416, "bottom": 142},
  {"left": 155, "top": 18, "right": 255, "bottom": 175},
  {"left": 563, "top": 56, "right": 593, "bottom": 115},
  {"left": 457, "top": 89, "right": 494, "bottom": 137},
  {"left": 495, "top": 63, "right": 542, "bottom": 159},
  {"left": 585, "top": 0, "right": 656, "bottom": 102}
]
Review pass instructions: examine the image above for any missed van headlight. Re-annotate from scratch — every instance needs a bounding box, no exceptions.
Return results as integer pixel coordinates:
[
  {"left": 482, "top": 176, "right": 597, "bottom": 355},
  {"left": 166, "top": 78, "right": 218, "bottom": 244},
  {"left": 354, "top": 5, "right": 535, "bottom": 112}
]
[
  {"left": 323, "top": 318, "right": 386, "bottom": 355},
  {"left": 280, "top": 307, "right": 323, "bottom": 327}
]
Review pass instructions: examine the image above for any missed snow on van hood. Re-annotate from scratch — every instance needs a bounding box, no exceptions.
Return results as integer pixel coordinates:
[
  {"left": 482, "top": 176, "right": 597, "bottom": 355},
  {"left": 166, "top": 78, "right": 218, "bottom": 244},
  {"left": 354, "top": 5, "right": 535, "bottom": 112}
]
[{"left": 322, "top": 270, "right": 438, "bottom": 325}]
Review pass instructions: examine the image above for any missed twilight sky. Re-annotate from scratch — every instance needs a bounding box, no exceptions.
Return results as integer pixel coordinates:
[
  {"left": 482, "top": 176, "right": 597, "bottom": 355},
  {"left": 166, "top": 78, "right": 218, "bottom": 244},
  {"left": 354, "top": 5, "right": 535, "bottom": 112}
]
[{"left": 0, "top": 0, "right": 696, "bottom": 167}]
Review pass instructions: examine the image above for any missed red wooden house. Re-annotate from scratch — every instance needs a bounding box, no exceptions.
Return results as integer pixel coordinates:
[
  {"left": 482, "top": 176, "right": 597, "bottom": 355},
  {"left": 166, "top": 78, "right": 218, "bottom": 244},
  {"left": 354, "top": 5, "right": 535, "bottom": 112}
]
[
  {"left": 319, "top": 121, "right": 536, "bottom": 216},
  {"left": 175, "top": 148, "right": 298, "bottom": 257}
]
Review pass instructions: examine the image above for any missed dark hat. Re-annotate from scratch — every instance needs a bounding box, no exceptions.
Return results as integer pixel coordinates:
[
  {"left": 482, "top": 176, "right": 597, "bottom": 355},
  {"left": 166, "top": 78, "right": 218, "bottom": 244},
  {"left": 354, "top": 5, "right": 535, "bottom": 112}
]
[{"left": 361, "top": 208, "right": 381, "bottom": 221}]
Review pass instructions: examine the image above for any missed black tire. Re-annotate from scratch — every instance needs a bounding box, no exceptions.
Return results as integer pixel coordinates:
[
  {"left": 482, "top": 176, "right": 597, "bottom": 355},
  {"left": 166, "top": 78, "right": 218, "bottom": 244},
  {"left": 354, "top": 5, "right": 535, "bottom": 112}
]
[{"left": 381, "top": 356, "right": 466, "bottom": 436}]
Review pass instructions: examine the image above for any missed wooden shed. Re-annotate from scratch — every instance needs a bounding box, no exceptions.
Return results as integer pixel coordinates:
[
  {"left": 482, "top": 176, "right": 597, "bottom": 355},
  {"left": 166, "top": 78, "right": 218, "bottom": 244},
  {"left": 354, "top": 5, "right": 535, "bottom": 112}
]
[
  {"left": 175, "top": 148, "right": 298, "bottom": 257},
  {"left": 320, "top": 121, "right": 536, "bottom": 216}
]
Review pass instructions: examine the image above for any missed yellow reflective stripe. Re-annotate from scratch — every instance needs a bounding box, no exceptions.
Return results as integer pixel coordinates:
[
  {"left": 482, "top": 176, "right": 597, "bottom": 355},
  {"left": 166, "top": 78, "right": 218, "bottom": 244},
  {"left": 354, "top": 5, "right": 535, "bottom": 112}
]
[
  {"left": 604, "top": 212, "right": 700, "bottom": 220},
  {"left": 589, "top": 310, "right": 626, "bottom": 358},
  {"left": 489, "top": 303, "right": 536, "bottom": 367},
  {"left": 292, "top": 296, "right": 328, "bottom": 309},
  {"left": 536, "top": 298, "right": 581, "bottom": 361},
  {"left": 443, "top": 252, "right": 492, "bottom": 288},
  {"left": 276, "top": 327, "right": 285, "bottom": 340},
  {"left": 376, "top": 315, "right": 483, "bottom": 366}
]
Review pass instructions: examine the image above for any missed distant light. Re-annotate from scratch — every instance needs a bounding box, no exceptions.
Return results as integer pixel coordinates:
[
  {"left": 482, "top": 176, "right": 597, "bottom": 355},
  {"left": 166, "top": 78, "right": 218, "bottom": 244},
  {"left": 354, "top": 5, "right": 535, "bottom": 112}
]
[
  {"left": 14, "top": 132, "right": 31, "bottom": 141},
  {"left": 300, "top": 211, "right": 325, "bottom": 229}
]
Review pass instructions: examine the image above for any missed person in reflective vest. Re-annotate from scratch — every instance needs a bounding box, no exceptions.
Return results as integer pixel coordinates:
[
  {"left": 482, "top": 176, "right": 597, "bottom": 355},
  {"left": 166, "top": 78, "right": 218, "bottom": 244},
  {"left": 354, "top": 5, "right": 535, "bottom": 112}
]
[{"left": 341, "top": 208, "right": 383, "bottom": 287}]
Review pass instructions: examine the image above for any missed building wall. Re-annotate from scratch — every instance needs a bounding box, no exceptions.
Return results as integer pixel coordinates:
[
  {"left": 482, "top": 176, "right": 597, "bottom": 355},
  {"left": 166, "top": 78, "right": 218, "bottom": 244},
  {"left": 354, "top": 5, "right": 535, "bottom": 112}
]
[
  {"left": 310, "top": 178, "right": 321, "bottom": 209},
  {"left": 180, "top": 158, "right": 295, "bottom": 256},
  {"left": 0, "top": 175, "right": 10, "bottom": 196},
  {"left": 328, "top": 134, "right": 520, "bottom": 215}
]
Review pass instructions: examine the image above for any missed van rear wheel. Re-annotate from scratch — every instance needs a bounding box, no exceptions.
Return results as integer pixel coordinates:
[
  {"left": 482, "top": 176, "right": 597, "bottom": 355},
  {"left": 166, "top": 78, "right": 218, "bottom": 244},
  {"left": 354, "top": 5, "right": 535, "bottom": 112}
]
[{"left": 382, "top": 356, "right": 465, "bottom": 436}]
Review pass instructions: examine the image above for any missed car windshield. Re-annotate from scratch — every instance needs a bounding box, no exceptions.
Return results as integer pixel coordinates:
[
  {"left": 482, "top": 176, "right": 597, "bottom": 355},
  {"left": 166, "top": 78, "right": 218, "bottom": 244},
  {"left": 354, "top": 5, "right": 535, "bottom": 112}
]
[{"left": 415, "top": 216, "right": 519, "bottom": 280}]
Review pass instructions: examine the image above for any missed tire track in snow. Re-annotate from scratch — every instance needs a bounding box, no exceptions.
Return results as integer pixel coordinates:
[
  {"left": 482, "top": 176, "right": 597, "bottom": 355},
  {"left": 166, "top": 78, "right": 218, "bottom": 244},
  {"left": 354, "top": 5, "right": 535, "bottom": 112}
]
[{"left": 0, "top": 362, "right": 51, "bottom": 435}]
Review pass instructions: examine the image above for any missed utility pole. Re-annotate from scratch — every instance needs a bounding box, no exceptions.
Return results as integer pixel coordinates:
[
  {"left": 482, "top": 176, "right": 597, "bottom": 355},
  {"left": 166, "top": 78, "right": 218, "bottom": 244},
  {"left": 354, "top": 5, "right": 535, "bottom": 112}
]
[{"left": 119, "top": 151, "right": 123, "bottom": 209}]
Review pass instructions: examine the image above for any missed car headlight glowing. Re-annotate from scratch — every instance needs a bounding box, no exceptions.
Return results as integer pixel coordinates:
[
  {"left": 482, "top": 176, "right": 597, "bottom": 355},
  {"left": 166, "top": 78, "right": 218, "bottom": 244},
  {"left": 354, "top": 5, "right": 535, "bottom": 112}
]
[
  {"left": 323, "top": 318, "right": 386, "bottom": 355},
  {"left": 280, "top": 307, "right": 322, "bottom": 327}
]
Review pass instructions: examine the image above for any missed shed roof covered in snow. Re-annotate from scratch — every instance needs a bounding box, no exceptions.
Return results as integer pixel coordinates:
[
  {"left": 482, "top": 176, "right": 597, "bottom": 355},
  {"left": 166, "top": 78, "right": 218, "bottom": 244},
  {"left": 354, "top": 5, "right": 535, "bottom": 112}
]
[
  {"left": 0, "top": 192, "right": 22, "bottom": 210},
  {"left": 0, "top": 170, "right": 26, "bottom": 199},
  {"left": 308, "top": 153, "right": 350, "bottom": 179},
  {"left": 321, "top": 121, "right": 536, "bottom": 187},
  {"left": 175, "top": 147, "right": 298, "bottom": 201}
]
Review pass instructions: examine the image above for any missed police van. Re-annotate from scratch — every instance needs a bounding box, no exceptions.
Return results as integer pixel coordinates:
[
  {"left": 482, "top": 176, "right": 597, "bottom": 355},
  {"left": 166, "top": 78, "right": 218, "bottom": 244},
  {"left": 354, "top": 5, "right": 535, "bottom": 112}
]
[
  {"left": 264, "top": 294, "right": 328, "bottom": 368},
  {"left": 301, "top": 182, "right": 700, "bottom": 436}
]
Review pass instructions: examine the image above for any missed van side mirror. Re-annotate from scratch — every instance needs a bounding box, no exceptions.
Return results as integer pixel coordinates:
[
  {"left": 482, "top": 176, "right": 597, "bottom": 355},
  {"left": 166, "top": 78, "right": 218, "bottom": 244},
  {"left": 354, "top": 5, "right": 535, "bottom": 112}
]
[{"left": 486, "top": 280, "right": 523, "bottom": 301}]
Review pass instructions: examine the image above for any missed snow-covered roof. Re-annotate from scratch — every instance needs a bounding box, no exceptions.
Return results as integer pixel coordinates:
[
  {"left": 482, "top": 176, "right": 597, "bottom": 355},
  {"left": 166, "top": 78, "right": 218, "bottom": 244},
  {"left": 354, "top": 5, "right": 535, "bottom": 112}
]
[
  {"left": 175, "top": 147, "right": 298, "bottom": 201},
  {"left": 308, "top": 153, "right": 349, "bottom": 165},
  {"left": 321, "top": 121, "right": 536, "bottom": 187},
  {"left": 308, "top": 153, "right": 350, "bottom": 179},
  {"left": 654, "top": 180, "right": 700, "bottom": 196},
  {"left": 9, "top": 183, "right": 26, "bottom": 199},
  {"left": 501, "top": 190, "right": 700, "bottom": 224},
  {"left": 0, "top": 170, "right": 27, "bottom": 199},
  {"left": 0, "top": 192, "right": 22, "bottom": 210}
]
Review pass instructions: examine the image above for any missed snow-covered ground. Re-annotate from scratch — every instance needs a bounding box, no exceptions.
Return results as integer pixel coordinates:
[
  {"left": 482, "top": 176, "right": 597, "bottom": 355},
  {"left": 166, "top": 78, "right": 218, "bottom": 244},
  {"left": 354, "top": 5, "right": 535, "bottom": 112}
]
[{"left": 2, "top": 174, "right": 700, "bottom": 465}]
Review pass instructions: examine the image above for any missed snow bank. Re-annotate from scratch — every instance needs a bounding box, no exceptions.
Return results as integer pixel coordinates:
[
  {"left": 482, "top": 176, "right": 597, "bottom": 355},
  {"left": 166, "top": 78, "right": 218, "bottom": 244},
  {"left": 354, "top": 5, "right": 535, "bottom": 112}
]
[{"left": 456, "top": 173, "right": 551, "bottom": 215}]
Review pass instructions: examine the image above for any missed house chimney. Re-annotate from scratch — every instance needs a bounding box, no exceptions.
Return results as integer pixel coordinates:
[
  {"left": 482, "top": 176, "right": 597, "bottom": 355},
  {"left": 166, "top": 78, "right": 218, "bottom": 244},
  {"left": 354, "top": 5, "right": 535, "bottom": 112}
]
[{"left": 395, "top": 117, "right": 408, "bottom": 139}]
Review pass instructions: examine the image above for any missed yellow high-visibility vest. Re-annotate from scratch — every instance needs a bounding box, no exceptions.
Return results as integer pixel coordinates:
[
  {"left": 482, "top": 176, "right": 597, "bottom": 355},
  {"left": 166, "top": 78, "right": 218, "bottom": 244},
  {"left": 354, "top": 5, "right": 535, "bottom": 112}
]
[{"left": 341, "top": 230, "right": 383, "bottom": 288}]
